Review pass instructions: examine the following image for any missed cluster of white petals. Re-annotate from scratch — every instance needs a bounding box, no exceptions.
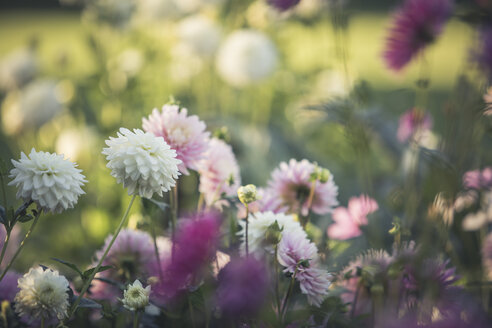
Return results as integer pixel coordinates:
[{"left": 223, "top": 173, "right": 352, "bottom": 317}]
[
  {"left": 14, "top": 267, "right": 69, "bottom": 321},
  {"left": 122, "top": 280, "right": 151, "bottom": 311},
  {"left": 239, "top": 211, "right": 305, "bottom": 255},
  {"left": 9, "top": 148, "right": 86, "bottom": 213},
  {"left": 102, "top": 128, "right": 181, "bottom": 198}
]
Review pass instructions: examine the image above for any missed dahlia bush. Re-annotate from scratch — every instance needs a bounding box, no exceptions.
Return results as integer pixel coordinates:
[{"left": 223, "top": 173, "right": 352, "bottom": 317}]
[{"left": 1, "top": 0, "right": 492, "bottom": 327}]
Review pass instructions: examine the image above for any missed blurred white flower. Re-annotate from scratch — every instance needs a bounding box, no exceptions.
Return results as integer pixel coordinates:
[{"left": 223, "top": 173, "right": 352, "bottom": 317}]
[
  {"left": 102, "top": 128, "right": 181, "bottom": 198},
  {"left": 14, "top": 267, "right": 69, "bottom": 321},
  {"left": 462, "top": 191, "right": 492, "bottom": 231},
  {"left": 314, "top": 69, "right": 352, "bottom": 98},
  {"left": 0, "top": 48, "right": 37, "bottom": 91},
  {"left": 216, "top": 29, "right": 277, "bottom": 87},
  {"left": 2, "top": 79, "right": 65, "bottom": 135},
  {"left": 169, "top": 44, "right": 204, "bottom": 83},
  {"left": 55, "top": 127, "right": 98, "bottom": 162},
  {"left": 9, "top": 148, "right": 87, "bottom": 213},
  {"left": 114, "top": 49, "right": 144, "bottom": 78},
  {"left": 239, "top": 211, "right": 306, "bottom": 255},
  {"left": 177, "top": 15, "right": 221, "bottom": 57},
  {"left": 122, "top": 280, "right": 151, "bottom": 311}
]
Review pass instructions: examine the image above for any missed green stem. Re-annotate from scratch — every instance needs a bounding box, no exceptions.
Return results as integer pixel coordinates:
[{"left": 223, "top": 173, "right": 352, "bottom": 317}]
[
  {"left": 133, "top": 311, "right": 140, "bottom": 328},
  {"left": 41, "top": 316, "right": 45, "bottom": 328},
  {"left": 0, "top": 229, "right": 11, "bottom": 269},
  {"left": 170, "top": 185, "right": 178, "bottom": 259},
  {"left": 281, "top": 268, "right": 298, "bottom": 320},
  {"left": 0, "top": 208, "right": 42, "bottom": 283},
  {"left": 69, "top": 194, "right": 136, "bottom": 318},
  {"left": 274, "top": 245, "right": 281, "bottom": 318},
  {"left": 245, "top": 205, "right": 249, "bottom": 256},
  {"left": 188, "top": 295, "right": 196, "bottom": 328},
  {"left": 150, "top": 217, "right": 163, "bottom": 281}
]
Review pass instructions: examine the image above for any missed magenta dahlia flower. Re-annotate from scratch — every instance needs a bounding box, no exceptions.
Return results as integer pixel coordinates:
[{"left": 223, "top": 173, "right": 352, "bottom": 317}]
[
  {"left": 90, "top": 229, "right": 155, "bottom": 300},
  {"left": 383, "top": 0, "right": 452, "bottom": 71},
  {"left": 327, "top": 194, "right": 378, "bottom": 240},
  {"left": 397, "top": 108, "right": 433, "bottom": 143},
  {"left": 216, "top": 256, "right": 269, "bottom": 319},
  {"left": 142, "top": 104, "right": 210, "bottom": 175},
  {"left": 149, "top": 212, "right": 220, "bottom": 303},
  {"left": 198, "top": 138, "right": 241, "bottom": 209},
  {"left": 267, "top": 0, "right": 301, "bottom": 11},
  {"left": 265, "top": 159, "right": 338, "bottom": 216},
  {"left": 278, "top": 230, "right": 331, "bottom": 306}
]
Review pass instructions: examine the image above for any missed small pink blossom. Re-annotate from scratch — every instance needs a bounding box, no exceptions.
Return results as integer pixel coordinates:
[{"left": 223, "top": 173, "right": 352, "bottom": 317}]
[
  {"left": 327, "top": 195, "right": 378, "bottom": 240},
  {"left": 142, "top": 104, "right": 210, "bottom": 175},
  {"left": 197, "top": 138, "right": 241, "bottom": 209}
]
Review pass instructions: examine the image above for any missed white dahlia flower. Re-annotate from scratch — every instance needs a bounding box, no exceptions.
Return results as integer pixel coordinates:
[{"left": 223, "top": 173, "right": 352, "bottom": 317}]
[
  {"left": 239, "top": 211, "right": 306, "bottom": 255},
  {"left": 14, "top": 267, "right": 70, "bottom": 321},
  {"left": 216, "top": 29, "right": 277, "bottom": 87},
  {"left": 102, "top": 128, "right": 181, "bottom": 198},
  {"left": 122, "top": 280, "right": 151, "bottom": 311},
  {"left": 8, "top": 149, "right": 86, "bottom": 213},
  {"left": 0, "top": 48, "right": 37, "bottom": 91}
]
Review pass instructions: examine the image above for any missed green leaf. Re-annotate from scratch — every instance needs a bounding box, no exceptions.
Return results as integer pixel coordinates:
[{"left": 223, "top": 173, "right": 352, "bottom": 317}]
[
  {"left": 51, "top": 258, "right": 84, "bottom": 278},
  {"left": 77, "top": 297, "right": 102, "bottom": 309},
  {"left": 17, "top": 214, "right": 33, "bottom": 223},
  {"left": 145, "top": 198, "right": 169, "bottom": 212},
  {"left": 82, "top": 265, "right": 113, "bottom": 280}
]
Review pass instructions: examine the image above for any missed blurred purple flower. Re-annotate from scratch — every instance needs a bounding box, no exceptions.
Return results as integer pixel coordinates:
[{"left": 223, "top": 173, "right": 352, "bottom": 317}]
[
  {"left": 397, "top": 108, "right": 433, "bottom": 143},
  {"left": 267, "top": 0, "right": 301, "bottom": 11},
  {"left": 0, "top": 271, "right": 21, "bottom": 301},
  {"left": 216, "top": 256, "right": 269, "bottom": 318},
  {"left": 150, "top": 212, "right": 220, "bottom": 304},
  {"left": 90, "top": 229, "right": 155, "bottom": 301},
  {"left": 265, "top": 159, "right": 338, "bottom": 216},
  {"left": 327, "top": 194, "right": 378, "bottom": 240},
  {"left": 463, "top": 167, "right": 492, "bottom": 190},
  {"left": 383, "top": 0, "right": 452, "bottom": 71},
  {"left": 0, "top": 225, "right": 21, "bottom": 270}
]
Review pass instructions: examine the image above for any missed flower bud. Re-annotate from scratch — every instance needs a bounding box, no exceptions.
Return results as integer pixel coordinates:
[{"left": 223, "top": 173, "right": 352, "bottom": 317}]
[
  {"left": 122, "top": 280, "right": 150, "bottom": 311},
  {"left": 237, "top": 184, "right": 259, "bottom": 205},
  {"left": 263, "top": 220, "right": 283, "bottom": 246}
]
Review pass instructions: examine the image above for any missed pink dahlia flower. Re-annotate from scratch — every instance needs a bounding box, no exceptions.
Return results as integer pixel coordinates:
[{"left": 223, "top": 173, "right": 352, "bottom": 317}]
[
  {"left": 149, "top": 212, "right": 220, "bottom": 304},
  {"left": 265, "top": 159, "right": 338, "bottom": 216},
  {"left": 198, "top": 138, "right": 241, "bottom": 209},
  {"left": 397, "top": 108, "right": 433, "bottom": 143},
  {"left": 142, "top": 104, "right": 210, "bottom": 175},
  {"left": 278, "top": 230, "right": 331, "bottom": 307},
  {"left": 327, "top": 195, "right": 378, "bottom": 240},
  {"left": 90, "top": 229, "right": 155, "bottom": 300},
  {"left": 383, "top": 0, "right": 452, "bottom": 71}
]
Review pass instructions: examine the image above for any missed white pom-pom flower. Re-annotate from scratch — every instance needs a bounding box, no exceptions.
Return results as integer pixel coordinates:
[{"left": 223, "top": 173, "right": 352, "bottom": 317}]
[
  {"left": 14, "top": 267, "right": 70, "bottom": 321},
  {"left": 216, "top": 29, "right": 277, "bottom": 87},
  {"left": 102, "top": 128, "right": 181, "bottom": 198},
  {"left": 122, "top": 279, "right": 151, "bottom": 311},
  {"left": 8, "top": 148, "right": 86, "bottom": 213}
]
